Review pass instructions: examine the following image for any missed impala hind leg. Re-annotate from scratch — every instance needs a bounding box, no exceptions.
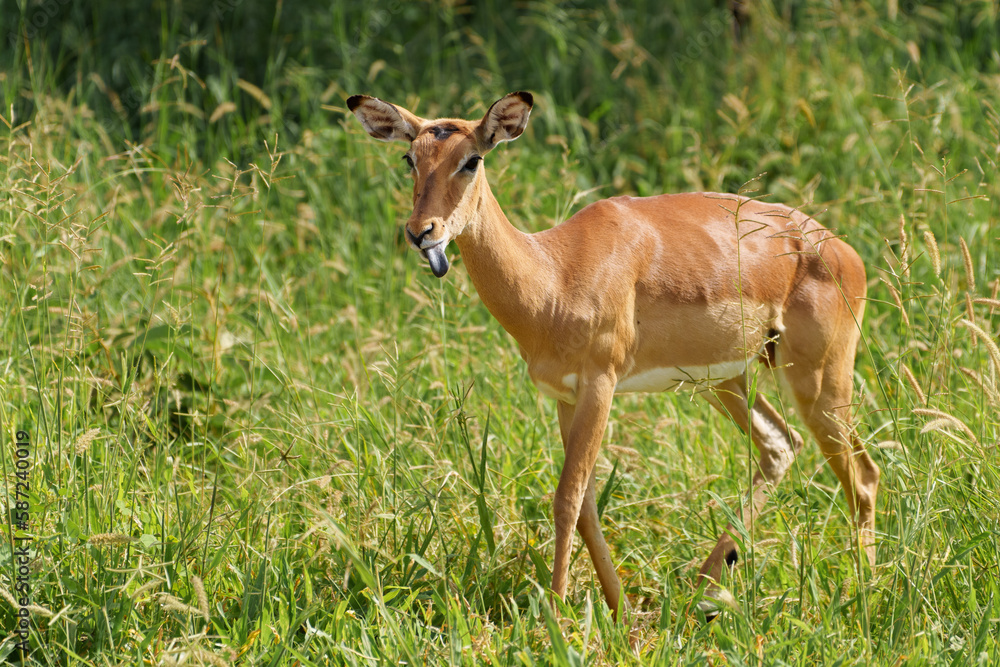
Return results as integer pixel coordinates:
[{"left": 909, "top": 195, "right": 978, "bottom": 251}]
[
  {"left": 780, "top": 343, "right": 879, "bottom": 569},
  {"left": 551, "top": 378, "right": 623, "bottom": 617},
  {"left": 697, "top": 377, "right": 805, "bottom": 607}
]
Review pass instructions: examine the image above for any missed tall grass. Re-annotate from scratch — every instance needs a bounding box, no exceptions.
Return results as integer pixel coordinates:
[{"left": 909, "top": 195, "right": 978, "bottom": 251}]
[{"left": 1, "top": 1, "right": 998, "bottom": 664}]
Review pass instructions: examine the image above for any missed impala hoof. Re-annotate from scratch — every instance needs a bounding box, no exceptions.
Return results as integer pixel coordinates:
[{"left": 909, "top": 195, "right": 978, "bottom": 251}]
[
  {"left": 697, "top": 599, "right": 721, "bottom": 623},
  {"left": 696, "top": 586, "right": 735, "bottom": 623}
]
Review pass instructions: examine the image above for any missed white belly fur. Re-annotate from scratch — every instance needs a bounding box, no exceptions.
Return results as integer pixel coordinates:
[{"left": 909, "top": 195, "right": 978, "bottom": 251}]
[
  {"left": 533, "top": 363, "right": 746, "bottom": 403},
  {"left": 614, "top": 361, "right": 746, "bottom": 393},
  {"left": 535, "top": 373, "right": 578, "bottom": 403}
]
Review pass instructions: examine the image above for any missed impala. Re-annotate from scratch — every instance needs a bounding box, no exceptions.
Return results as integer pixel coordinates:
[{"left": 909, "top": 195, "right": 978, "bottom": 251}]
[{"left": 347, "top": 91, "right": 879, "bottom": 618}]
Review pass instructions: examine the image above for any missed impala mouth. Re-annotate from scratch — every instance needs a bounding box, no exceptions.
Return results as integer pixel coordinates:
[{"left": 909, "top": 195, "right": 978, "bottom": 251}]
[{"left": 422, "top": 243, "right": 450, "bottom": 278}]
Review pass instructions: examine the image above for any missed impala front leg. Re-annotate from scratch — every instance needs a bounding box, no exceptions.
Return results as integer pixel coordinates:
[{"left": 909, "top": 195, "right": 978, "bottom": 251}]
[
  {"left": 551, "top": 372, "right": 616, "bottom": 607},
  {"left": 557, "top": 401, "right": 626, "bottom": 617}
]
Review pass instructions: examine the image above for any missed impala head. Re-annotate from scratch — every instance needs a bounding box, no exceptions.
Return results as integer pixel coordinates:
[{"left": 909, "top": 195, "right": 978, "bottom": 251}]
[{"left": 347, "top": 91, "right": 533, "bottom": 277}]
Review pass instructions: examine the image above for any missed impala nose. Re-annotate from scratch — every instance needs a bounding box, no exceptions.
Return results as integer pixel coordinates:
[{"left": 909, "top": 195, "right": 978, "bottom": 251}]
[{"left": 405, "top": 223, "right": 436, "bottom": 248}]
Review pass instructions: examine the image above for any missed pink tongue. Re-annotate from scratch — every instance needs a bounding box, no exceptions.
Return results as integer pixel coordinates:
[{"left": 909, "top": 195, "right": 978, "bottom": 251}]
[{"left": 425, "top": 245, "right": 449, "bottom": 277}]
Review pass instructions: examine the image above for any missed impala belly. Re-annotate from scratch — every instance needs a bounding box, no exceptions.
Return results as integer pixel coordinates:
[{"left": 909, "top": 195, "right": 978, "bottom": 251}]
[
  {"left": 614, "top": 360, "right": 747, "bottom": 393},
  {"left": 532, "top": 362, "right": 750, "bottom": 402}
]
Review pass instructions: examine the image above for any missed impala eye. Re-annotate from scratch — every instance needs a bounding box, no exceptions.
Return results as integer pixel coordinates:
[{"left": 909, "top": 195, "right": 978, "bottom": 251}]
[
  {"left": 402, "top": 154, "right": 414, "bottom": 171},
  {"left": 462, "top": 155, "right": 481, "bottom": 173}
]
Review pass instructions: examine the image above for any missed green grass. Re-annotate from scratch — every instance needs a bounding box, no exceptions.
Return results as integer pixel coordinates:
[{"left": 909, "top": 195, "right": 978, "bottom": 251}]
[{"left": 1, "top": 0, "right": 999, "bottom": 664}]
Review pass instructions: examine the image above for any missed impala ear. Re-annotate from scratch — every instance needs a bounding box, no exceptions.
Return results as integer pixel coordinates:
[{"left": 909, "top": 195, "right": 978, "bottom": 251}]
[
  {"left": 347, "top": 95, "right": 426, "bottom": 143},
  {"left": 477, "top": 91, "right": 533, "bottom": 152}
]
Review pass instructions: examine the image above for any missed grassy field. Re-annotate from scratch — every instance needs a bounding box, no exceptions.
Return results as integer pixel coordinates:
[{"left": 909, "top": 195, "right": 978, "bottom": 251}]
[{"left": 1, "top": 0, "right": 999, "bottom": 664}]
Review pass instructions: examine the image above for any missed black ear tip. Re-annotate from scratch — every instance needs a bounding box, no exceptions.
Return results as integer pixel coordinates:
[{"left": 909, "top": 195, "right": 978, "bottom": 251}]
[
  {"left": 514, "top": 91, "right": 533, "bottom": 107},
  {"left": 347, "top": 95, "right": 365, "bottom": 112}
]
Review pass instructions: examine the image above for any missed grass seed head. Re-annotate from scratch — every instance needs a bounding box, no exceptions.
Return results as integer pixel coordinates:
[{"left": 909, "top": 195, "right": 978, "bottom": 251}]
[
  {"left": 73, "top": 427, "right": 102, "bottom": 455},
  {"left": 898, "top": 214, "right": 910, "bottom": 276},
  {"left": 156, "top": 592, "right": 205, "bottom": 619},
  {"left": 959, "top": 319, "right": 1000, "bottom": 378},
  {"left": 959, "top": 237, "right": 975, "bottom": 292},
  {"left": 87, "top": 533, "right": 136, "bottom": 547},
  {"left": 192, "top": 576, "right": 210, "bottom": 621},
  {"left": 902, "top": 364, "right": 926, "bottom": 404},
  {"left": 914, "top": 407, "right": 977, "bottom": 441},
  {"left": 958, "top": 366, "right": 1000, "bottom": 406},
  {"left": 924, "top": 230, "right": 941, "bottom": 277}
]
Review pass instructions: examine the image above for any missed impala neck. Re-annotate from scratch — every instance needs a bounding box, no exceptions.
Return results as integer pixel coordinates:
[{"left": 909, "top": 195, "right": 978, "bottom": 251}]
[{"left": 454, "top": 176, "right": 553, "bottom": 343}]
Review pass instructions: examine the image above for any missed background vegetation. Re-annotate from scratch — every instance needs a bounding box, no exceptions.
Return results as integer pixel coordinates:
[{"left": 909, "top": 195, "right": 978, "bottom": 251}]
[{"left": 1, "top": 0, "right": 998, "bottom": 664}]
